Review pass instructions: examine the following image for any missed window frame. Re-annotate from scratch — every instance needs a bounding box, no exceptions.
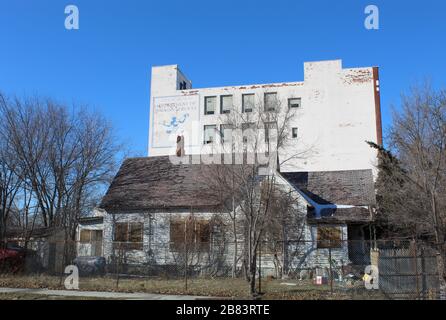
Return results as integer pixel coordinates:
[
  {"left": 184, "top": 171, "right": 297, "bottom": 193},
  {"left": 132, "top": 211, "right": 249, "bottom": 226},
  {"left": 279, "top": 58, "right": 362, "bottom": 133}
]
[
  {"left": 220, "top": 95, "right": 232, "bottom": 114},
  {"left": 288, "top": 97, "right": 301, "bottom": 109},
  {"left": 113, "top": 222, "right": 144, "bottom": 251},
  {"left": 220, "top": 124, "right": 233, "bottom": 144},
  {"left": 264, "top": 92, "right": 278, "bottom": 112},
  {"left": 80, "top": 229, "right": 103, "bottom": 243},
  {"left": 203, "top": 124, "right": 217, "bottom": 144},
  {"left": 169, "top": 218, "right": 211, "bottom": 252},
  {"left": 242, "top": 94, "right": 254, "bottom": 113},
  {"left": 204, "top": 96, "right": 217, "bottom": 115},
  {"left": 292, "top": 127, "right": 298, "bottom": 139}
]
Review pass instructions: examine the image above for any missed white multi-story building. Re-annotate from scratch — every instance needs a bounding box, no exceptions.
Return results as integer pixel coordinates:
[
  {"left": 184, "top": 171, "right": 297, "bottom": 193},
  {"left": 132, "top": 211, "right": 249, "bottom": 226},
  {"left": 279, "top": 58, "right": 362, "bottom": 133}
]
[{"left": 148, "top": 59, "right": 382, "bottom": 173}]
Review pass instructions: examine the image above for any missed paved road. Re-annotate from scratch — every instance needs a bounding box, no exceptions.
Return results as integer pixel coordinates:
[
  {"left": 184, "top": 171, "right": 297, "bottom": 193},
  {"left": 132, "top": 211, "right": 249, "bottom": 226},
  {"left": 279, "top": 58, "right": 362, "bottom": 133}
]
[{"left": 0, "top": 287, "right": 219, "bottom": 300}]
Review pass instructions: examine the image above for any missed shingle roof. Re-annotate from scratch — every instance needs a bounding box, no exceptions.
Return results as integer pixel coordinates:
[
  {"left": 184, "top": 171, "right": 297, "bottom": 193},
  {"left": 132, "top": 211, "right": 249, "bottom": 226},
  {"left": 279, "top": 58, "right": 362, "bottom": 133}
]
[
  {"left": 307, "top": 207, "right": 372, "bottom": 224},
  {"left": 99, "top": 156, "right": 248, "bottom": 212},
  {"left": 281, "top": 169, "right": 376, "bottom": 206}
]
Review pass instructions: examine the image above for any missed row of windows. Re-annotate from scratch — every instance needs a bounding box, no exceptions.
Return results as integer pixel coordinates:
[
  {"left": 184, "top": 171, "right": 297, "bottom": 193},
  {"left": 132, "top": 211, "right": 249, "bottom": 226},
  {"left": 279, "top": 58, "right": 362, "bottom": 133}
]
[
  {"left": 110, "top": 222, "right": 342, "bottom": 252},
  {"left": 204, "top": 93, "right": 302, "bottom": 115},
  {"left": 203, "top": 124, "right": 298, "bottom": 144},
  {"left": 112, "top": 220, "right": 212, "bottom": 252}
]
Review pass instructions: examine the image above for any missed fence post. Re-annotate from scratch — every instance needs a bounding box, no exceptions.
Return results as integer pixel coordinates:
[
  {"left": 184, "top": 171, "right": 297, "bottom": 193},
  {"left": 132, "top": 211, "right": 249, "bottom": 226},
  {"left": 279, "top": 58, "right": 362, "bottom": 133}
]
[
  {"left": 328, "top": 241, "right": 333, "bottom": 295},
  {"left": 413, "top": 239, "right": 420, "bottom": 299},
  {"left": 258, "top": 239, "right": 262, "bottom": 294},
  {"left": 115, "top": 243, "right": 120, "bottom": 290},
  {"left": 184, "top": 218, "right": 188, "bottom": 292}
]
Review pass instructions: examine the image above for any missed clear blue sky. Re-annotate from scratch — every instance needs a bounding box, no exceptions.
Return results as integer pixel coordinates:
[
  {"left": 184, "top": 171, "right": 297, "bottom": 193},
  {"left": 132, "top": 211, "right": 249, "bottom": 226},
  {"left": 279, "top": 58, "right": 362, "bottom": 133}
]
[{"left": 1, "top": 0, "right": 445, "bottom": 155}]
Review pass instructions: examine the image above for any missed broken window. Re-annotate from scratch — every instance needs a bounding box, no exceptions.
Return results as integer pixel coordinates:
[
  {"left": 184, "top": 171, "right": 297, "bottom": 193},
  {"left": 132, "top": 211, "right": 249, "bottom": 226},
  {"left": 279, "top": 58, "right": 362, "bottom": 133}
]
[
  {"left": 204, "top": 96, "right": 216, "bottom": 115},
  {"left": 242, "top": 94, "right": 254, "bottom": 113},
  {"left": 317, "top": 226, "right": 342, "bottom": 248},
  {"left": 288, "top": 97, "right": 301, "bottom": 109},
  {"left": 113, "top": 222, "right": 143, "bottom": 250},
  {"left": 220, "top": 95, "right": 232, "bottom": 114}
]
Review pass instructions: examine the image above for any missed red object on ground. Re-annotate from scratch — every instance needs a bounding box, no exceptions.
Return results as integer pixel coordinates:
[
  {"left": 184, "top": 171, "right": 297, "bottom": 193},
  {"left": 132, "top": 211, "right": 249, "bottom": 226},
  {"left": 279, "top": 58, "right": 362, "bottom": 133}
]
[{"left": 0, "top": 247, "right": 25, "bottom": 273}]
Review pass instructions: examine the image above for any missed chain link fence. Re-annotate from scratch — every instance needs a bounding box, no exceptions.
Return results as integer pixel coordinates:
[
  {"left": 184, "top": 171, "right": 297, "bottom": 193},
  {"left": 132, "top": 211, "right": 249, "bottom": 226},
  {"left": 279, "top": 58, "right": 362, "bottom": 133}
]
[{"left": 0, "top": 238, "right": 443, "bottom": 299}]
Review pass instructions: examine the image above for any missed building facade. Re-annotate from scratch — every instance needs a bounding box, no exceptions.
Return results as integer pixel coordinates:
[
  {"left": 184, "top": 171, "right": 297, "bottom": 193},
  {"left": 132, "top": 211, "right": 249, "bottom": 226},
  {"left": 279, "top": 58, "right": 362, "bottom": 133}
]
[{"left": 148, "top": 60, "right": 382, "bottom": 173}]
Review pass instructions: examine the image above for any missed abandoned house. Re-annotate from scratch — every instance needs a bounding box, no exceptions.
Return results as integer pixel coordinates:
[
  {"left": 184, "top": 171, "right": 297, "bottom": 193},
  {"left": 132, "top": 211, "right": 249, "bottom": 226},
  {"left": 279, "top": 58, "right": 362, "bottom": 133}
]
[{"left": 77, "top": 59, "right": 381, "bottom": 276}]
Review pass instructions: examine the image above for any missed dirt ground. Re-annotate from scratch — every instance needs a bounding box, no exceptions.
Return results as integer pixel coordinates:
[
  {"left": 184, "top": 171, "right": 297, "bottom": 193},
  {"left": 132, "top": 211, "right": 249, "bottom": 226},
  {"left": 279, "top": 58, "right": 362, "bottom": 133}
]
[{"left": 0, "top": 274, "right": 385, "bottom": 300}]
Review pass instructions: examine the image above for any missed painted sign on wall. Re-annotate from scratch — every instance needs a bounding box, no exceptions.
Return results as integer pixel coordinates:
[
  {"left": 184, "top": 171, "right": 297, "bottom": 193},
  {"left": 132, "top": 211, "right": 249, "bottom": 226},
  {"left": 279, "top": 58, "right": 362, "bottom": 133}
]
[{"left": 151, "top": 95, "right": 200, "bottom": 148}]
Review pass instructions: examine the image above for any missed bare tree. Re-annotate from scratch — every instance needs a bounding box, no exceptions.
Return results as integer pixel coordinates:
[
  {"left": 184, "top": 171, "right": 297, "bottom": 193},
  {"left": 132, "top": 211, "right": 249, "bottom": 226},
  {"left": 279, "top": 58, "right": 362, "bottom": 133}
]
[
  {"left": 369, "top": 82, "right": 446, "bottom": 298},
  {"left": 200, "top": 91, "right": 309, "bottom": 296},
  {"left": 0, "top": 93, "right": 123, "bottom": 250}
]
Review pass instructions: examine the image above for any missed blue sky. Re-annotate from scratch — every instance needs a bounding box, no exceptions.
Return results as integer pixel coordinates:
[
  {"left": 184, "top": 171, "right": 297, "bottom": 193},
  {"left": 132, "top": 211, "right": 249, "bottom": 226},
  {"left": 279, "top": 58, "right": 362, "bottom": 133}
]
[{"left": 1, "top": 0, "right": 445, "bottom": 155}]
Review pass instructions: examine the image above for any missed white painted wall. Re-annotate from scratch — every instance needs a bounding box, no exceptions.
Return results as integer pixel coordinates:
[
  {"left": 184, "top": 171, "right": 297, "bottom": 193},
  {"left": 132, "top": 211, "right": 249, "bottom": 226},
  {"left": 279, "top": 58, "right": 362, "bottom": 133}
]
[{"left": 148, "top": 60, "right": 380, "bottom": 174}]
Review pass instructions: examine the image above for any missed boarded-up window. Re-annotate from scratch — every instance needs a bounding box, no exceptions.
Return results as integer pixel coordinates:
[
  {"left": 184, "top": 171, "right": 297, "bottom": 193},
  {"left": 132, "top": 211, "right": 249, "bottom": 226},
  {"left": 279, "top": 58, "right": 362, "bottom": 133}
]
[
  {"left": 114, "top": 222, "right": 143, "bottom": 250},
  {"left": 317, "top": 226, "right": 342, "bottom": 248},
  {"left": 169, "top": 218, "right": 210, "bottom": 252},
  {"left": 80, "top": 230, "right": 91, "bottom": 243},
  {"left": 80, "top": 230, "right": 103, "bottom": 243}
]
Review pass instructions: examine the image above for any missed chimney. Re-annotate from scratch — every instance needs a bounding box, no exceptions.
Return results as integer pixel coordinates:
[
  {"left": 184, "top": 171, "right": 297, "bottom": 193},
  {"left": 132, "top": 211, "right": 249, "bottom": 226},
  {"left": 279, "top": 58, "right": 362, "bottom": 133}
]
[{"left": 176, "top": 135, "right": 185, "bottom": 157}]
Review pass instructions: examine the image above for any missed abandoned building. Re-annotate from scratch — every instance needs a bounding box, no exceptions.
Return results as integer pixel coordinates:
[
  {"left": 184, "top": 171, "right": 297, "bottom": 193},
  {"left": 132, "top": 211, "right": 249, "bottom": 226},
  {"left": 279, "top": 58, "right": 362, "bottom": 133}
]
[{"left": 78, "top": 59, "right": 382, "bottom": 276}]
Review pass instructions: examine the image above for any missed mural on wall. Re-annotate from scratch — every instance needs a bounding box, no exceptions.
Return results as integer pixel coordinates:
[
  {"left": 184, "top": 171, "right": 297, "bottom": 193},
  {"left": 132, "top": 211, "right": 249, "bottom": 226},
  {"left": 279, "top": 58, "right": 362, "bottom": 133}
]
[{"left": 152, "top": 95, "right": 199, "bottom": 148}]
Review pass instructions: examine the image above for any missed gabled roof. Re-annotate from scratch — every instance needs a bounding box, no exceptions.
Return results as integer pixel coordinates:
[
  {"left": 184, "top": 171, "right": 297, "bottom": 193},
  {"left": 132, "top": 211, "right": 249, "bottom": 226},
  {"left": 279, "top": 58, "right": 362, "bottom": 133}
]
[
  {"left": 281, "top": 169, "right": 376, "bottom": 207},
  {"left": 100, "top": 156, "right": 251, "bottom": 213},
  {"left": 281, "top": 169, "right": 376, "bottom": 224}
]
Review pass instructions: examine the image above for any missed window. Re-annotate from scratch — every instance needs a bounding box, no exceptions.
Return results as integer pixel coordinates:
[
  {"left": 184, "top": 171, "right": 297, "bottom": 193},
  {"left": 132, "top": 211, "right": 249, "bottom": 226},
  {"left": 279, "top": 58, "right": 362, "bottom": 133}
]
[
  {"left": 220, "top": 95, "right": 232, "bottom": 114},
  {"left": 264, "top": 92, "right": 277, "bottom": 111},
  {"left": 170, "top": 218, "right": 210, "bottom": 252},
  {"left": 113, "top": 222, "right": 143, "bottom": 250},
  {"left": 242, "top": 94, "right": 254, "bottom": 113},
  {"left": 80, "top": 230, "right": 90, "bottom": 243},
  {"left": 288, "top": 98, "right": 301, "bottom": 109},
  {"left": 317, "top": 226, "right": 342, "bottom": 248},
  {"left": 203, "top": 125, "right": 217, "bottom": 144},
  {"left": 204, "top": 96, "right": 216, "bottom": 115},
  {"left": 80, "top": 230, "right": 103, "bottom": 243},
  {"left": 220, "top": 124, "right": 232, "bottom": 144},
  {"left": 292, "top": 127, "right": 298, "bottom": 139}
]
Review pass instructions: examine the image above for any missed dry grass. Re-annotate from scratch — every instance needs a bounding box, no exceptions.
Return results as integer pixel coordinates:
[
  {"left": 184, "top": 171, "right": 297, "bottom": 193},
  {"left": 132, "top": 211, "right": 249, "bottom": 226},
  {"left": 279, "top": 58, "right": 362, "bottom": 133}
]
[{"left": 0, "top": 274, "right": 385, "bottom": 300}]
